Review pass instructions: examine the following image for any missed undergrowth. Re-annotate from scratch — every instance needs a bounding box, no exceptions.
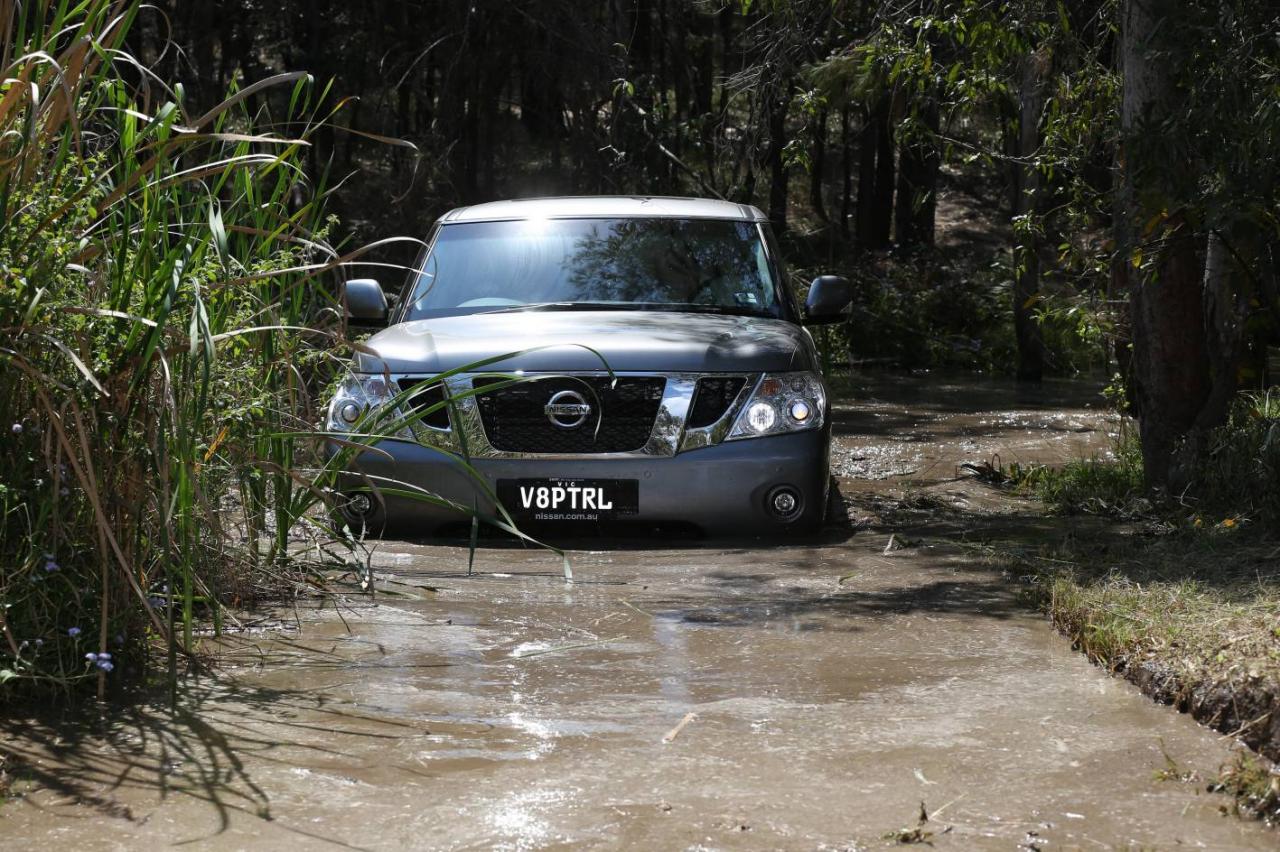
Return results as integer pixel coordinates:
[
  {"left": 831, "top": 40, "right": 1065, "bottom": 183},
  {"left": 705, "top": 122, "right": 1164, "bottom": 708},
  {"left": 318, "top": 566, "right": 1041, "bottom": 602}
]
[
  {"left": 792, "top": 246, "right": 1106, "bottom": 375},
  {"left": 1002, "top": 391, "right": 1279, "bottom": 526},
  {"left": 1218, "top": 753, "right": 1280, "bottom": 822},
  {"left": 0, "top": 1, "right": 568, "bottom": 702},
  {"left": 1003, "top": 425, "right": 1147, "bottom": 516},
  {"left": 0, "top": 0, "right": 384, "bottom": 700}
]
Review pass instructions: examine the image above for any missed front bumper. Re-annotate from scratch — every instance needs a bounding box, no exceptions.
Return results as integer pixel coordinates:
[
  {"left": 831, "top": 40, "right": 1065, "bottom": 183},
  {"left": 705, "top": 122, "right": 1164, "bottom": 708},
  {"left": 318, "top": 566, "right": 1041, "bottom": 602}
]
[{"left": 333, "top": 429, "right": 830, "bottom": 536}]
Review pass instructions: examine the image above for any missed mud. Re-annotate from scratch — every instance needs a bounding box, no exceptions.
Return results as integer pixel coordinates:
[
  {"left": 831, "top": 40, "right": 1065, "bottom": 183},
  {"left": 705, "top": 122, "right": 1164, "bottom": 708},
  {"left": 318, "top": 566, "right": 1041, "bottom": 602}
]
[{"left": 2, "top": 371, "right": 1274, "bottom": 850}]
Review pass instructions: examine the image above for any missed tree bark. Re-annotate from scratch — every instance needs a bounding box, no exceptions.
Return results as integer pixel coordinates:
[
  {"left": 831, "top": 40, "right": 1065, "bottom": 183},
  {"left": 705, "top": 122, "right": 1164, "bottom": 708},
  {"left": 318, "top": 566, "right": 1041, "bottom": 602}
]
[
  {"left": 1129, "top": 218, "right": 1211, "bottom": 485},
  {"left": 810, "top": 108, "right": 828, "bottom": 224},
  {"left": 766, "top": 91, "right": 790, "bottom": 231},
  {"left": 1196, "top": 228, "right": 1252, "bottom": 424},
  {"left": 1119, "top": 0, "right": 1213, "bottom": 486},
  {"left": 1199, "top": 231, "right": 1237, "bottom": 414},
  {"left": 840, "top": 105, "right": 853, "bottom": 239},
  {"left": 1013, "top": 53, "right": 1046, "bottom": 383},
  {"left": 856, "top": 99, "right": 893, "bottom": 250},
  {"left": 716, "top": 6, "right": 735, "bottom": 117},
  {"left": 691, "top": 6, "right": 715, "bottom": 153},
  {"left": 873, "top": 100, "right": 895, "bottom": 247},
  {"left": 894, "top": 99, "right": 939, "bottom": 252}
]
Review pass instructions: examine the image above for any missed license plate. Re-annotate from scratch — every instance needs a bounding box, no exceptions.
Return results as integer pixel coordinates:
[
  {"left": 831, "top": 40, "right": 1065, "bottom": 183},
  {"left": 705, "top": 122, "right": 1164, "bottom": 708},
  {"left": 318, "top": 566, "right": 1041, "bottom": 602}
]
[{"left": 497, "top": 478, "right": 639, "bottom": 521}]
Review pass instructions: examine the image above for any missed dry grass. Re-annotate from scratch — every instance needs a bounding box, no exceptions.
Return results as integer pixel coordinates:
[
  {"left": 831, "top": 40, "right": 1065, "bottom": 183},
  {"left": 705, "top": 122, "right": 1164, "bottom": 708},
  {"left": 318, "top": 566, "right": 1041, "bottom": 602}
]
[
  {"left": 1041, "top": 533, "right": 1280, "bottom": 682},
  {"left": 996, "top": 526, "right": 1280, "bottom": 821}
]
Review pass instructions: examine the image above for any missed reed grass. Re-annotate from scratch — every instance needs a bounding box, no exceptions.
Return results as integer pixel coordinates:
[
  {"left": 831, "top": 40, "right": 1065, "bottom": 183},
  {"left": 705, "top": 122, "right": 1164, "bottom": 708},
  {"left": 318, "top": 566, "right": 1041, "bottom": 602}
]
[{"left": 0, "top": 0, "right": 410, "bottom": 700}]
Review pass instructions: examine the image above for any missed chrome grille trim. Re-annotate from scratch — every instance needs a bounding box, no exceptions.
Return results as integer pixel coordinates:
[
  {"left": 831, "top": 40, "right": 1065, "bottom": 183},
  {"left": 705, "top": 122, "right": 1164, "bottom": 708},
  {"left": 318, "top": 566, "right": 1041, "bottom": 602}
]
[{"left": 387, "top": 371, "right": 756, "bottom": 458}]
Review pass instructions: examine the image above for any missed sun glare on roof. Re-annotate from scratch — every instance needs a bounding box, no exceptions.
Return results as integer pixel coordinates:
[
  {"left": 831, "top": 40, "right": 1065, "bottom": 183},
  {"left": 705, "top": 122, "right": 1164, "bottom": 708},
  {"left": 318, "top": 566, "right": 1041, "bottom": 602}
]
[{"left": 519, "top": 216, "right": 553, "bottom": 234}]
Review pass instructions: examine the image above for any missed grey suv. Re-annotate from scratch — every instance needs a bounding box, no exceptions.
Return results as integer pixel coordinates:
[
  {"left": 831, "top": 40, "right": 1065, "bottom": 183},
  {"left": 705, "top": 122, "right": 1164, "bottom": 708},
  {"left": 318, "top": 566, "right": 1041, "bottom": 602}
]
[{"left": 329, "top": 196, "right": 851, "bottom": 536}]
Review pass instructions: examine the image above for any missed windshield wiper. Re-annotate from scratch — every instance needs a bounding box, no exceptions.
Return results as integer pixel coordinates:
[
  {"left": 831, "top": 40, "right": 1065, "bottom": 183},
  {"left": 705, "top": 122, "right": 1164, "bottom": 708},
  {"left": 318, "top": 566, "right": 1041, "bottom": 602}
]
[
  {"left": 477, "top": 301, "right": 775, "bottom": 318},
  {"left": 478, "top": 301, "right": 637, "bottom": 314},
  {"left": 663, "top": 303, "right": 775, "bottom": 318}
]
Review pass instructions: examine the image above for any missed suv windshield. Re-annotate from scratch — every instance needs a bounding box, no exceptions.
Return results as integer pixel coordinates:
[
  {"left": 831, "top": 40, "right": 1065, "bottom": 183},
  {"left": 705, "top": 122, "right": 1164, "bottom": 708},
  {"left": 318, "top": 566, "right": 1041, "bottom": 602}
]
[{"left": 402, "top": 217, "right": 782, "bottom": 320}]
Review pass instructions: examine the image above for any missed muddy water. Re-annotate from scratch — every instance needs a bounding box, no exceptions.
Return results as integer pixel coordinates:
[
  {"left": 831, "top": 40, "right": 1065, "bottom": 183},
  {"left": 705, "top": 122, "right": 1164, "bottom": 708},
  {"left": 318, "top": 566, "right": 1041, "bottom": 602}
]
[{"left": 2, "top": 372, "right": 1273, "bottom": 850}]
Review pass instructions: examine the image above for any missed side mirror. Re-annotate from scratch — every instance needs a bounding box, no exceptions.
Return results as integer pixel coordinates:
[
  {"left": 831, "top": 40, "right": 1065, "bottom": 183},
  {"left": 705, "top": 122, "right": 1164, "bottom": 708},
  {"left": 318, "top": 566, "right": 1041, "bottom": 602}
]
[
  {"left": 804, "top": 275, "right": 852, "bottom": 324},
  {"left": 345, "top": 278, "right": 388, "bottom": 325}
]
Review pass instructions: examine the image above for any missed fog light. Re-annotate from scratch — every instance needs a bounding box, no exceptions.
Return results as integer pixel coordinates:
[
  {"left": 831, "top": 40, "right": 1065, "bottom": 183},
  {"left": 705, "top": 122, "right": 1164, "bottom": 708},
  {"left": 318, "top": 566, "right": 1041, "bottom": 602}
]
[
  {"left": 347, "top": 493, "right": 373, "bottom": 516},
  {"left": 339, "top": 402, "right": 363, "bottom": 424},
  {"left": 766, "top": 485, "right": 803, "bottom": 521},
  {"left": 745, "top": 402, "right": 776, "bottom": 433},
  {"left": 788, "top": 400, "right": 811, "bottom": 423}
]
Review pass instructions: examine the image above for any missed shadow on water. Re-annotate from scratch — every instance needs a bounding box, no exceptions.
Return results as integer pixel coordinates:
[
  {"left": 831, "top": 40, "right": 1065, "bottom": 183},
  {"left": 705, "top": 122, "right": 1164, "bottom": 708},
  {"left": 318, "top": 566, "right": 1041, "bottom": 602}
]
[
  {"left": 414, "top": 511, "right": 860, "bottom": 553},
  {"left": 829, "top": 406, "right": 1105, "bottom": 441},
  {"left": 644, "top": 576, "right": 1028, "bottom": 632},
  {"left": 829, "top": 368, "right": 1109, "bottom": 414},
  {"left": 0, "top": 681, "right": 421, "bottom": 850}
]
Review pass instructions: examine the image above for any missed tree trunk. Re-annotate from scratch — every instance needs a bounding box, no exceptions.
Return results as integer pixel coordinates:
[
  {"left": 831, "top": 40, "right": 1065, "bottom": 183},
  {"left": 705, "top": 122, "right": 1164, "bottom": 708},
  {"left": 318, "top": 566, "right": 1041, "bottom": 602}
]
[
  {"left": 809, "top": 108, "right": 828, "bottom": 224},
  {"left": 1129, "top": 218, "right": 1211, "bottom": 485},
  {"left": 1196, "top": 228, "right": 1252, "bottom": 424},
  {"left": 840, "top": 105, "right": 853, "bottom": 239},
  {"left": 716, "top": 6, "right": 735, "bottom": 117},
  {"left": 767, "top": 91, "right": 790, "bottom": 231},
  {"left": 1199, "top": 231, "right": 1236, "bottom": 413},
  {"left": 691, "top": 7, "right": 715, "bottom": 153},
  {"left": 1013, "top": 54, "right": 1046, "bottom": 383},
  {"left": 894, "top": 99, "right": 939, "bottom": 252},
  {"left": 632, "top": 0, "right": 652, "bottom": 66},
  {"left": 873, "top": 101, "right": 895, "bottom": 247},
  {"left": 1119, "top": 0, "right": 1212, "bottom": 486},
  {"left": 856, "top": 99, "right": 893, "bottom": 250}
]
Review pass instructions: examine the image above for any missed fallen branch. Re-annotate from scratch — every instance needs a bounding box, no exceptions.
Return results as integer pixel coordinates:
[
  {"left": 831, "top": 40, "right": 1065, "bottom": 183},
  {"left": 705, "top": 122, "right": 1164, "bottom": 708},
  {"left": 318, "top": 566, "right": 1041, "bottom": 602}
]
[{"left": 662, "top": 712, "right": 698, "bottom": 744}]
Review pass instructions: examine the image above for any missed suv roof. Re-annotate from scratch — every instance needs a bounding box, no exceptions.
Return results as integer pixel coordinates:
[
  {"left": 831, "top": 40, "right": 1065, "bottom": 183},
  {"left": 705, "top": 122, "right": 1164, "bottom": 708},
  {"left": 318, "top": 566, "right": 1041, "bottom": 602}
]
[{"left": 439, "top": 195, "right": 767, "bottom": 224}]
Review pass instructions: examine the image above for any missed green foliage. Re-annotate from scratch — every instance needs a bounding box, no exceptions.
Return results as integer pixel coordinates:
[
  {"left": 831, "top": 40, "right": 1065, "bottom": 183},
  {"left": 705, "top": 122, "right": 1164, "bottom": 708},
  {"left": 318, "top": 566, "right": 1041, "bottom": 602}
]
[
  {"left": 1218, "top": 753, "right": 1280, "bottom": 822},
  {"left": 0, "top": 0, "right": 356, "bottom": 698},
  {"left": 803, "top": 1, "right": 1124, "bottom": 375},
  {"left": 1125, "top": 0, "right": 1280, "bottom": 239},
  {"left": 845, "top": 251, "right": 1017, "bottom": 370},
  {"left": 1004, "top": 426, "right": 1146, "bottom": 515},
  {"left": 801, "top": 248, "right": 1084, "bottom": 372},
  {"left": 1007, "top": 391, "right": 1280, "bottom": 526},
  {"left": 1190, "top": 392, "right": 1280, "bottom": 527}
]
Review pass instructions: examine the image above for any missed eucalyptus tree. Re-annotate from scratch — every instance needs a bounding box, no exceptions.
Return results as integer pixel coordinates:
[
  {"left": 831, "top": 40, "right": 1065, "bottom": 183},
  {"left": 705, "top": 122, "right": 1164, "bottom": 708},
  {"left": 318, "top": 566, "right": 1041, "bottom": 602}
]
[{"left": 1117, "top": 0, "right": 1280, "bottom": 486}]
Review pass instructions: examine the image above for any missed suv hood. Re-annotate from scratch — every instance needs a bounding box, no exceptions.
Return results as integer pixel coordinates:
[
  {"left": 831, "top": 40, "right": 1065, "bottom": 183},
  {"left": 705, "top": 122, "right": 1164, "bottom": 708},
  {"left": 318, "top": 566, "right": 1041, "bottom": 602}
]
[{"left": 356, "top": 311, "right": 817, "bottom": 374}]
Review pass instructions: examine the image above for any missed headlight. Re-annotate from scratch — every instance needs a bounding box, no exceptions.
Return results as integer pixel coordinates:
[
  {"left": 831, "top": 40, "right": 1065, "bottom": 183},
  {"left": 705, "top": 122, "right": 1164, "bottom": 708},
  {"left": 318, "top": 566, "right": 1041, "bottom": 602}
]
[
  {"left": 726, "top": 372, "right": 826, "bottom": 440},
  {"left": 326, "top": 374, "right": 399, "bottom": 434}
]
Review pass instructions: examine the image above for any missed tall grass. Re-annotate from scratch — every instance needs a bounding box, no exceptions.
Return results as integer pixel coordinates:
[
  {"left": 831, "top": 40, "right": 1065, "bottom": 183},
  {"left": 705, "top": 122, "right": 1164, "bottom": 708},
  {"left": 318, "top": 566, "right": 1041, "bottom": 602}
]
[
  {"left": 1006, "top": 393, "right": 1280, "bottom": 525},
  {"left": 0, "top": 0, "right": 372, "bottom": 699},
  {"left": 1001, "top": 424, "right": 1147, "bottom": 516},
  {"left": 1192, "top": 390, "right": 1280, "bottom": 524}
]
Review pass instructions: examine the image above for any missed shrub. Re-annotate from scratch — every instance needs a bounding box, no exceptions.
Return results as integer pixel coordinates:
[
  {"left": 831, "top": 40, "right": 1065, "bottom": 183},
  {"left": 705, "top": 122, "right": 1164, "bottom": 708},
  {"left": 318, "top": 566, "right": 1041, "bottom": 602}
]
[
  {"left": 0, "top": 1, "right": 351, "bottom": 698},
  {"left": 1192, "top": 391, "right": 1280, "bottom": 526}
]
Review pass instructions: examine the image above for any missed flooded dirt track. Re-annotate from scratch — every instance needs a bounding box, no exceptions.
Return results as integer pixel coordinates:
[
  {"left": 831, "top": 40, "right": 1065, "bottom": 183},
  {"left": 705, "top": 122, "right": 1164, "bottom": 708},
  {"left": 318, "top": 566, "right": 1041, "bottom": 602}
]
[{"left": 3, "top": 373, "right": 1275, "bottom": 850}]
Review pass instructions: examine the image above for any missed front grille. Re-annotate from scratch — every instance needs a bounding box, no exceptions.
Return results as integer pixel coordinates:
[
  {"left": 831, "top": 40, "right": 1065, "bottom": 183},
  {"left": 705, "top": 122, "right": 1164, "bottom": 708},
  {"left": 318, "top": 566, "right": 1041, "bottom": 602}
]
[
  {"left": 397, "top": 378, "right": 450, "bottom": 430},
  {"left": 688, "top": 377, "right": 747, "bottom": 428},
  {"left": 473, "top": 376, "right": 665, "bottom": 453}
]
